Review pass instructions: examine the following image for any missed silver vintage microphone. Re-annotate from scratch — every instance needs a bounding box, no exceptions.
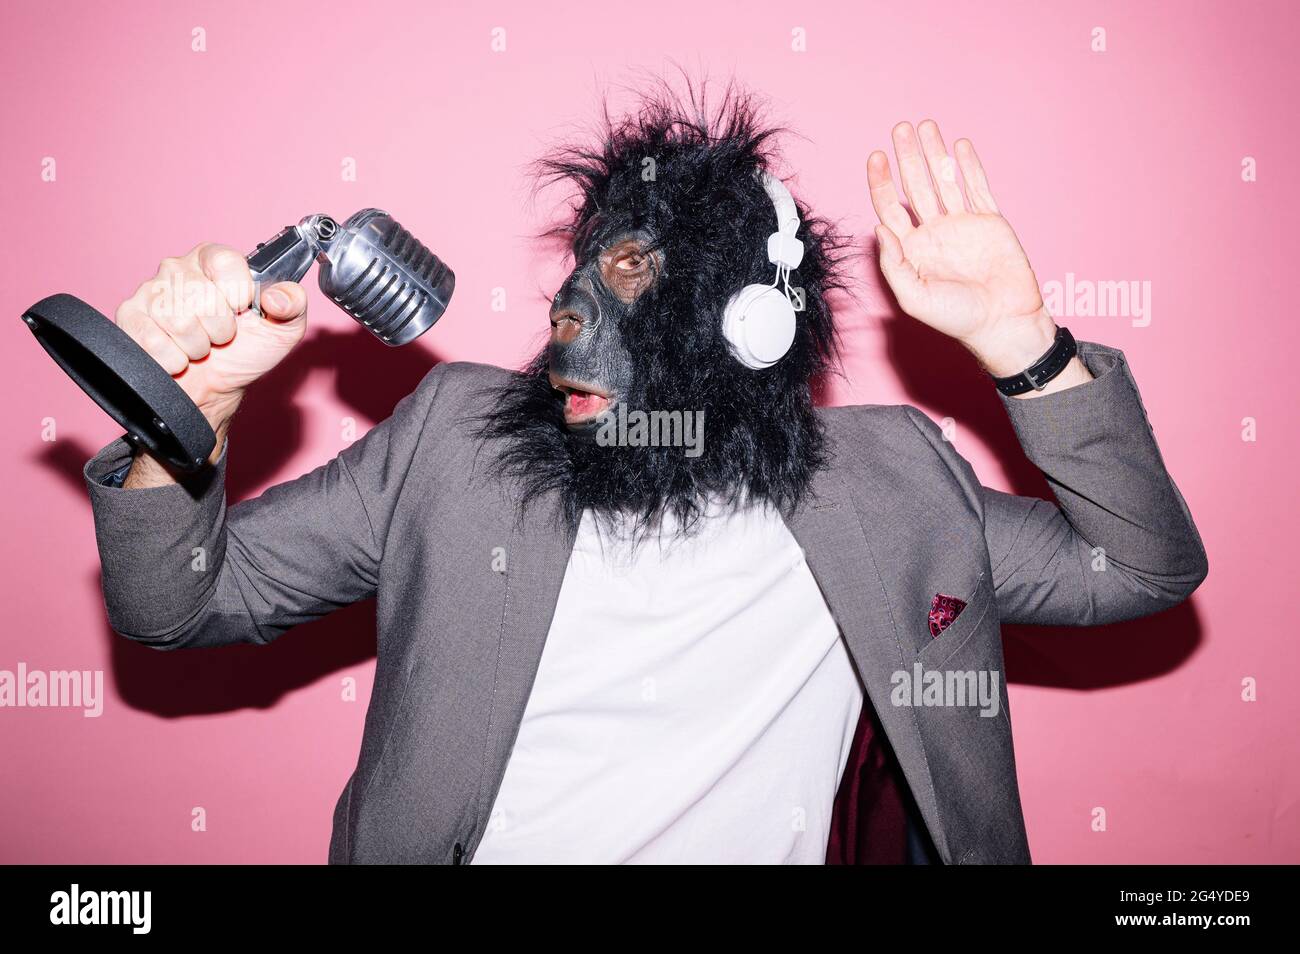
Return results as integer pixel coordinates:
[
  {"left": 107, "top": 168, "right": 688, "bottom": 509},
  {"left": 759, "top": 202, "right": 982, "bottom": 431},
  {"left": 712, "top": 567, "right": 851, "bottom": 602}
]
[{"left": 246, "top": 208, "right": 454, "bottom": 346}]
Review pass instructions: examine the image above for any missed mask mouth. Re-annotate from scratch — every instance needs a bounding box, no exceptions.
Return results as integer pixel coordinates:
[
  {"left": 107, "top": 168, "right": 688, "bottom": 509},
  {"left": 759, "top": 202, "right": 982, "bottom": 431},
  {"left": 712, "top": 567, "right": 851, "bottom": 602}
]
[{"left": 548, "top": 373, "right": 615, "bottom": 426}]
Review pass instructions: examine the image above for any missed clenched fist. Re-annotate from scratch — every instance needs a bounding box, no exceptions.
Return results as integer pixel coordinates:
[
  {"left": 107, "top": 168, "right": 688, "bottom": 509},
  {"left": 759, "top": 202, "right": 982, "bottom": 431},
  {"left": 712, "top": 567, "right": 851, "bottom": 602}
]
[
  {"left": 114, "top": 243, "right": 308, "bottom": 483},
  {"left": 115, "top": 242, "right": 308, "bottom": 431}
]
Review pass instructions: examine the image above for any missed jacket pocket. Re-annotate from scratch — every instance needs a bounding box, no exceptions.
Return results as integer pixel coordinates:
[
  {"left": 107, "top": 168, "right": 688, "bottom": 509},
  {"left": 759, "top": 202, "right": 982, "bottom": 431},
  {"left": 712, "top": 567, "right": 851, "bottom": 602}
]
[
  {"left": 350, "top": 642, "right": 429, "bottom": 837},
  {"left": 916, "top": 573, "right": 994, "bottom": 670}
]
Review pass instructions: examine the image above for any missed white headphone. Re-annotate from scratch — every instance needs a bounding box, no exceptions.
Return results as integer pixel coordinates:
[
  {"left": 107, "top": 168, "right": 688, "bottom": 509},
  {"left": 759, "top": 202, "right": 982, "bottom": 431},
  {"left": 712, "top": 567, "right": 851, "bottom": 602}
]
[{"left": 721, "top": 172, "right": 805, "bottom": 370}]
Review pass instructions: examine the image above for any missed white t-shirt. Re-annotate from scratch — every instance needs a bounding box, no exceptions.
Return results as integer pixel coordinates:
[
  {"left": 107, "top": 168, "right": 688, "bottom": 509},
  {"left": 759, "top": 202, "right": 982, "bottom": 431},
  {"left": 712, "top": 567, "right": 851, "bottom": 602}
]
[{"left": 472, "top": 499, "right": 864, "bottom": 864}]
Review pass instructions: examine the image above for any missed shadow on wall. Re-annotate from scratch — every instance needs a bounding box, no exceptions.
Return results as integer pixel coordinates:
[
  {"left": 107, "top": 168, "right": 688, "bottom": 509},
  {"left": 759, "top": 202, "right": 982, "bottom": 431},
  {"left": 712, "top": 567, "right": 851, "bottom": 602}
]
[{"left": 34, "top": 324, "right": 443, "bottom": 716}]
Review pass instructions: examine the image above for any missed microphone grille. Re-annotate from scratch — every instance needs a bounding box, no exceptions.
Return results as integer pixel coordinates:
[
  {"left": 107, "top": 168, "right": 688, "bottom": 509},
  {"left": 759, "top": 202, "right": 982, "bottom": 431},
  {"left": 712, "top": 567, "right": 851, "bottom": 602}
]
[{"left": 321, "top": 210, "right": 454, "bottom": 346}]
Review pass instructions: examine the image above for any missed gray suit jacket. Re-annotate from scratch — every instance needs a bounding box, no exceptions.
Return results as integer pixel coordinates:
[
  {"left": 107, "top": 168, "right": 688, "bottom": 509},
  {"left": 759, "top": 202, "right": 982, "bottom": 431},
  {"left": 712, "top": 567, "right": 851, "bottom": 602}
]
[{"left": 83, "top": 341, "right": 1207, "bottom": 864}]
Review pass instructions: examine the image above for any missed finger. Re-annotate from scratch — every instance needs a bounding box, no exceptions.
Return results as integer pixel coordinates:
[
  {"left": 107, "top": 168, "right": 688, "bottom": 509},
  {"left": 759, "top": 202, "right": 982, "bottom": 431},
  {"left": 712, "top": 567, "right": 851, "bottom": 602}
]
[
  {"left": 867, "top": 150, "right": 915, "bottom": 235},
  {"left": 954, "top": 138, "right": 999, "bottom": 214},
  {"left": 142, "top": 266, "right": 212, "bottom": 361},
  {"left": 258, "top": 281, "right": 309, "bottom": 325},
  {"left": 115, "top": 301, "right": 190, "bottom": 376},
  {"left": 874, "top": 225, "right": 925, "bottom": 313},
  {"left": 193, "top": 245, "right": 251, "bottom": 345},
  {"left": 196, "top": 241, "right": 255, "bottom": 309},
  {"left": 917, "top": 120, "right": 966, "bottom": 214},
  {"left": 891, "top": 122, "right": 942, "bottom": 222}
]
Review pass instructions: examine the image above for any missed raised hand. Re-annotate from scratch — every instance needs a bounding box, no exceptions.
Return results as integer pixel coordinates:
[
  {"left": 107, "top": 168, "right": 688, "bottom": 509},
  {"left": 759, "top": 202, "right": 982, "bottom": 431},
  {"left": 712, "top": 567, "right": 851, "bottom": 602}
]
[{"left": 867, "top": 120, "right": 1084, "bottom": 387}]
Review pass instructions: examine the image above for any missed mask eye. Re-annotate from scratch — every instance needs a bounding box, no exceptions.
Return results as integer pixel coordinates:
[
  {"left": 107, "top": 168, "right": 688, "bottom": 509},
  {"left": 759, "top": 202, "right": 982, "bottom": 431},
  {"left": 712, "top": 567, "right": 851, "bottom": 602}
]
[{"left": 600, "top": 240, "right": 659, "bottom": 303}]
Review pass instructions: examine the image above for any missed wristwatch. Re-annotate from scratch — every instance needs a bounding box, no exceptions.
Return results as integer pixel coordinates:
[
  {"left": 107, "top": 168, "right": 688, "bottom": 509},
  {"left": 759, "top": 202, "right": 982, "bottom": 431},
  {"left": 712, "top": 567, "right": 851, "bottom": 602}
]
[{"left": 990, "top": 325, "right": 1077, "bottom": 396}]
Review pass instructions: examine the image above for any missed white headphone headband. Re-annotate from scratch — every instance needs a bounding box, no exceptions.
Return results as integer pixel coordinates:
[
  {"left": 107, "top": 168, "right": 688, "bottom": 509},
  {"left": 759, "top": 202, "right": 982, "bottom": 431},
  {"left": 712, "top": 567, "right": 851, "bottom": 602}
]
[
  {"left": 759, "top": 172, "right": 800, "bottom": 236},
  {"left": 758, "top": 173, "right": 804, "bottom": 270}
]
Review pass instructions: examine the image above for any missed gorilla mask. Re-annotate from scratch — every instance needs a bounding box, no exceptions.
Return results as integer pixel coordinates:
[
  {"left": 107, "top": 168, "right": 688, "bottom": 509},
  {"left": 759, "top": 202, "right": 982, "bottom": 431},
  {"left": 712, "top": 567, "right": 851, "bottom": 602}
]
[{"left": 477, "top": 80, "right": 849, "bottom": 535}]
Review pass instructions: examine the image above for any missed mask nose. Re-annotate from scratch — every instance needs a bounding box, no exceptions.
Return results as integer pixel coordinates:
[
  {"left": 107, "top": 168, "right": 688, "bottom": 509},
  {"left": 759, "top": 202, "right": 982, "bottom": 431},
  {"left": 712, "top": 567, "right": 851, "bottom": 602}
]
[
  {"left": 549, "top": 270, "right": 599, "bottom": 345},
  {"left": 550, "top": 305, "right": 583, "bottom": 344}
]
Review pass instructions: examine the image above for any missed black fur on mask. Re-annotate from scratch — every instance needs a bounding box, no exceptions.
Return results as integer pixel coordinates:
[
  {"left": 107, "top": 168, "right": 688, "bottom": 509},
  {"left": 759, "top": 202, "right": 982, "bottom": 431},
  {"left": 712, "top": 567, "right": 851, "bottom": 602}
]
[{"left": 474, "top": 77, "right": 852, "bottom": 535}]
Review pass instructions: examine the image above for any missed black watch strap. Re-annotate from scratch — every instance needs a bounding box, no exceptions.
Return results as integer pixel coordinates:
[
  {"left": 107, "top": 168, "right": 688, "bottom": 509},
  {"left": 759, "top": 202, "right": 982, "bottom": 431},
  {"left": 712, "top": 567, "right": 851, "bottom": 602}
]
[{"left": 991, "top": 325, "right": 1077, "bottom": 396}]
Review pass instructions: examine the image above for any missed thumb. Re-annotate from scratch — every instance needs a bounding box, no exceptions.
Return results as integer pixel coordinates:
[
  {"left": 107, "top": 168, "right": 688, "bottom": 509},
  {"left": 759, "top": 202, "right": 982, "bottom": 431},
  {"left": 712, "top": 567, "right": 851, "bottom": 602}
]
[
  {"left": 258, "top": 281, "right": 309, "bottom": 325},
  {"left": 874, "top": 225, "right": 925, "bottom": 310}
]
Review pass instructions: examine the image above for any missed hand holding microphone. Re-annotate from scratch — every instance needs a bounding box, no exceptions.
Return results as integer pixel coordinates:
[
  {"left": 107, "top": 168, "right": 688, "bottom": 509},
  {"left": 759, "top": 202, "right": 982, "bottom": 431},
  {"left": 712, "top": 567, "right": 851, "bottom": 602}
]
[
  {"left": 21, "top": 209, "right": 455, "bottom": 476},
  {"left": 114, "top": 244, "right": 309, "bottom": 457}
]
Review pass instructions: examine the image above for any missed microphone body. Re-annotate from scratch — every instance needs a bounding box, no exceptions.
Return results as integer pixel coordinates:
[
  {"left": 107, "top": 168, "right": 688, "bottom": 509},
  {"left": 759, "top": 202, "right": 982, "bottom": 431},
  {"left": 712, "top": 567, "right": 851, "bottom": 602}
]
[{"left": 246, "top": 209, "right": 454, "bottom": 346}]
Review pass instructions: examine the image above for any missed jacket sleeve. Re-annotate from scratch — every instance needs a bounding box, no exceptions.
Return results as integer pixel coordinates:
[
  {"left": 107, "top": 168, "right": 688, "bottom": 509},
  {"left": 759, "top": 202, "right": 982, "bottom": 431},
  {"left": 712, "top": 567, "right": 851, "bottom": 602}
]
[
  {"left": 82, "top": 363, "right": 451, "bottom": 649},
  {"left": 904, "top": 342, "right": 1208, "bottom": 626}
]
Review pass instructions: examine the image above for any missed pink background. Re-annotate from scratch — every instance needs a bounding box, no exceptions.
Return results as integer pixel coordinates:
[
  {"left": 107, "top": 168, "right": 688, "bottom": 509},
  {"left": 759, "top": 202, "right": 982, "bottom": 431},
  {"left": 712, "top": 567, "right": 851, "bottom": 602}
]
[{"left": 1, "top": 0, "right": 1296, "bottom": 863}]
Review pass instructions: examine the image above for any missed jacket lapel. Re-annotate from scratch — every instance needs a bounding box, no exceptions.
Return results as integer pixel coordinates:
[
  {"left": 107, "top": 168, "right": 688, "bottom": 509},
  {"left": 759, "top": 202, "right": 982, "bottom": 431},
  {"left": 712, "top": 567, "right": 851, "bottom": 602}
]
[
  {"left": 783, "top": 465, "right": 950, "bottom": 861},
  {"left": 465, "top": 487, "right": 577, "bottom": 856}
]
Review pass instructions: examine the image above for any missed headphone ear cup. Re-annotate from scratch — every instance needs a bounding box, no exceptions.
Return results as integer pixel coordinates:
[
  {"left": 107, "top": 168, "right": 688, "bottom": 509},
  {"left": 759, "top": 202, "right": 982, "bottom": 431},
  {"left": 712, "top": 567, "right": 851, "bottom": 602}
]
[{"left": 722, "top": 284, "right": 797, "bottom": 370}]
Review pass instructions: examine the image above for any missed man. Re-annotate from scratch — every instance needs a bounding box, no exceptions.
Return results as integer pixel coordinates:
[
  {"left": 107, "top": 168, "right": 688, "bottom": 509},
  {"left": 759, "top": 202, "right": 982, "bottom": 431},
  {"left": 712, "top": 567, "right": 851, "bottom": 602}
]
[{"left": 84, "top": 85, "right": 1206, "bottom": 864}]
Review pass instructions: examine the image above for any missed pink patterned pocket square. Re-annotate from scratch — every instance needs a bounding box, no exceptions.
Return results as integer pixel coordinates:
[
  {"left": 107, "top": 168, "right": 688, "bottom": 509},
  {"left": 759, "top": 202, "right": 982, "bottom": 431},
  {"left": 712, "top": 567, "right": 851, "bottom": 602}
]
[{"left": 928, "top": 593, "right": 967, "bottom": 638}]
